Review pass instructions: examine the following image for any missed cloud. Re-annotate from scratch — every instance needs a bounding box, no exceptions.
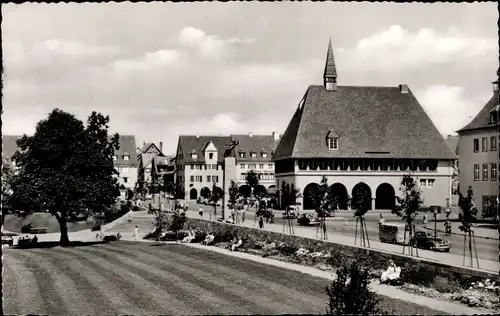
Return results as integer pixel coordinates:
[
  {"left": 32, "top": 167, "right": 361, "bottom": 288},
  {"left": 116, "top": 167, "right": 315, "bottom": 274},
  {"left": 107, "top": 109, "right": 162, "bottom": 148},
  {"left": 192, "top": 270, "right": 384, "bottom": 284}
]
[
  {"left": 337, "top": 25, "right": 496, "bottom": 72},
  {"left": 111, "top": 49, "right": 180, "bottom": 71},
  {"left": 415, "top": 85, "right": 491, "bottom": 136}
]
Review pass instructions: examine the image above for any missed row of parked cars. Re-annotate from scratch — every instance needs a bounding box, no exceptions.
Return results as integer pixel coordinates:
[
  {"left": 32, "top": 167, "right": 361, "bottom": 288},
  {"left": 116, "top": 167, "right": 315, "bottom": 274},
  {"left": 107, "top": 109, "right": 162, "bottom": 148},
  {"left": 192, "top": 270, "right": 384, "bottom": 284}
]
[
  {"left": 379, "top": 222, "right": 451, "bottom": 252},
  {"left": 196, "top": 197, "right": 222, "bottom": 206}
]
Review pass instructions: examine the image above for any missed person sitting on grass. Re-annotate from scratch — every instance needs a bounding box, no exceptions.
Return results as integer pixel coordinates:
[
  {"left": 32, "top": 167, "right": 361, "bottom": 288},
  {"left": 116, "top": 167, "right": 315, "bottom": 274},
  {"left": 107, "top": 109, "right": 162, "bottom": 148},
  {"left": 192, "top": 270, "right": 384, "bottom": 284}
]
[
  {"left": 380, "top": 260, "right": 401, "bottom": 285},
  {"left": 202, "top": 232, "right": 215, "bottom": 245},
  {"left": 181, "top": 230, "right": 195, "bottom": 243},
  {"left": 230, "top": 237, "right": 243, "bottom": 252}
]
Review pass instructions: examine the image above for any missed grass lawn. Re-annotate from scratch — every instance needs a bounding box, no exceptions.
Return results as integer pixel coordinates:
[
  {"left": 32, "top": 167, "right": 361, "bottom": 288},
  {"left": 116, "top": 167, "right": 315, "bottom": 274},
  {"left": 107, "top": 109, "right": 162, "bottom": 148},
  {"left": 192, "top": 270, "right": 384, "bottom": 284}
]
[{"left": 3, "top": 241, "right": 447, "bottom": 315}]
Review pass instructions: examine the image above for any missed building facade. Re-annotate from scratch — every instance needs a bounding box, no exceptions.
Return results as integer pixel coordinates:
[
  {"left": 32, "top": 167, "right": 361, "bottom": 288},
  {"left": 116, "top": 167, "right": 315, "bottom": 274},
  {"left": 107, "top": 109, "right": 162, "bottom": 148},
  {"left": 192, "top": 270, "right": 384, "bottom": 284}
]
[
  {"left": 231, "top": 132, "right": 280, "bottom": 193},
  {"left": 272, "top": 40, "right": 457, "bottom": 211},
  {"left": 457, "top": 81, "right": 499, "bottom": 218}
]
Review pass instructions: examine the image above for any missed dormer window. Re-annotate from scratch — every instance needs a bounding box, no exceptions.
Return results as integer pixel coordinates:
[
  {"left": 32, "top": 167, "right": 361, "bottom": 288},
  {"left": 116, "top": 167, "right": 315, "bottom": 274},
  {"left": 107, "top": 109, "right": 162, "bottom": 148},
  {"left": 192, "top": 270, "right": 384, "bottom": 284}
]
[
  {"left": 191, "top": 153, "right": 198, "bottom": 159},
  {"left": 328, "top": 138, "right": 339, "bottom": 150},
  {"left": 123, "top": 155, "right": 130, "bottom": 161},
  {"left": 250, "top": 152, "right": 257, "bottom": 158},
  {"left": 490, "top": 105, "right": 499, "bottom": 124},
  {"left": 261, "top": 152, "right": 268, "bottom": 158},
  {"left": 113, "top": 155, "right": 117, "bottom": 161},
  {"left": 209, "top": 153, "right": 214, "bottom": 159},
  {"left": 239, "top": 152, "right": 246, "bottom": 158}
]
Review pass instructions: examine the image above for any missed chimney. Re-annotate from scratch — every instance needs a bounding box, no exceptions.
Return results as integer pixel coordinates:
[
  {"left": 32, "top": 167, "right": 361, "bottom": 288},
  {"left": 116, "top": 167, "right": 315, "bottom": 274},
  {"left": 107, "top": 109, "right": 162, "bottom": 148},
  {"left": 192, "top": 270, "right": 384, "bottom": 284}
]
[
  {"left": 272, "top": 132, "right": 280, "bottom": 141},
  {"left": 399, "top": 84, "right": 409, "bottom": 93},
  {"left": 249, "top": 132, "right": 253, "bottom": 137},
  {"left": 159, "top": 142, "right": 163, "bottom": 153}
]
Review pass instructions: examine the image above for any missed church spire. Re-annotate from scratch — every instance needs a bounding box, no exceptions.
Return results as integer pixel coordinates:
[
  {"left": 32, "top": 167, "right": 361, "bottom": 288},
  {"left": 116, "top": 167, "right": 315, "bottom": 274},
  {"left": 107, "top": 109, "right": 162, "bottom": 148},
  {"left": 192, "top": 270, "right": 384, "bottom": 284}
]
[{"left": 323, "top": 38, "right": 338, "bottom": 91}]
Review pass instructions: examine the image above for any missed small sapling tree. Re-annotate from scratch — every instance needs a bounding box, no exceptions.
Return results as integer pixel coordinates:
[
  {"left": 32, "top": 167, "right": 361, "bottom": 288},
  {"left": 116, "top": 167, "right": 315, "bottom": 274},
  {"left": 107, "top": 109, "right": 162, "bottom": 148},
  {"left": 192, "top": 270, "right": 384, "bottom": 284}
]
[
  {"left": 351, "top": 183, "right": 372, "bottom": 247},
  {"left": 392, "top": 173, "right": 422, "bottom": 256},
  {"left": 458, "top": 185, "right": 479, "bottom": 267},
  {"left": 210, "top": 182, "right": 223, "bottom": 218}
]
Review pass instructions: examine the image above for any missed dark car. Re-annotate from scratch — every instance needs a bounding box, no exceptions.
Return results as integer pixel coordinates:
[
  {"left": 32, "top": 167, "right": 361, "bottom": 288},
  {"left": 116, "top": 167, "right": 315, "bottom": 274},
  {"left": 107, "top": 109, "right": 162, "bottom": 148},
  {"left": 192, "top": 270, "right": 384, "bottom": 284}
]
[{"left": 410, "top": 231, "right": 451, "bottom": 252}]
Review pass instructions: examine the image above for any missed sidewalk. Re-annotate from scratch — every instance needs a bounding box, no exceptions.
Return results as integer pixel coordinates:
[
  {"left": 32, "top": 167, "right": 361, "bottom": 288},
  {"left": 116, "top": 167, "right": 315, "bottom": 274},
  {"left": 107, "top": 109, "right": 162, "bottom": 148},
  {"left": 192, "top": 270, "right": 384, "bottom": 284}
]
[
  {"left": 184, "top": 210, "right": 500, "bottom": 274},
  {"left": 423, "top": 221, "right": 498, "bottom": 240}
]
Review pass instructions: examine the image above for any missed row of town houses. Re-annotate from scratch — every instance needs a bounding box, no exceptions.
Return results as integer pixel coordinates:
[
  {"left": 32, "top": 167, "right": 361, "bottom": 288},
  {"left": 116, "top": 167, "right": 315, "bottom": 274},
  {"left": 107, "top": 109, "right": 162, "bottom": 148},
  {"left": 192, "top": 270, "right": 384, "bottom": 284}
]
[{"left": 3, "top": 40, "right": 499, "bottom": 217}]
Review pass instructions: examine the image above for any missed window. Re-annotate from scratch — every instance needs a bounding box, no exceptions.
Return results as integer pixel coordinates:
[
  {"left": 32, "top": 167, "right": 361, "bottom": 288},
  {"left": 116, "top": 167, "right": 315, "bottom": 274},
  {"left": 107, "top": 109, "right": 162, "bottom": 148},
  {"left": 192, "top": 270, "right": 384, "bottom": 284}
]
[
  {"left": 427, "top": 179, "right": 435, "bottom": 188},
  {"left": 473, "top": 164, "right": 479, "bottom": 181},
  {"left": 123, "top": 177, "right": 128, "bottom": 183},
  {"left": 420, "top": 178, "right": 435, "bottom": 188},
  {"left": 262, "top": 152, "right": 268, "bottom": 158},
  {"left": 473, "top": 139, "right": 479, "bottom": 152},
  {"left": 482, "top": 137, "right": 488, "bottom": 152},
  {"left": 249, "top": 164, "right": 256, "bottom": 169},
  {"left": 490, "top": 112, "right": 498, "bottom": 124},
  {"left": 190, "top": 164, "right": 194, "bottom": 170},
  {"left": 204, "top": 164, "right": 207, "bottom": 170},
  {"left": 259, "top": 164, "right": 264, "bottom": 169},
  {"left": 419, "top": 179, "right": 426, "bottom": 187},
  {"left": 268, "top": 164, "right": 273, "bottom": 169},
  {"left": 195, "top": 176, "right": 202, "bottom": 182},
  {"left": 213, "top": 176, "right": 219, "bottom": 182},
  {"left": 211, "top": 164, "right": 216, "bottom": 170},
  {"left": 482, "top": 196, "right": 490, "bottom": 214},
  {"left": 492, "top": 163, "right": 497, "bottom": 181},
  {"left": 241, "top": 164, "right": 246, "bottom": 169},
  {"left": 191, "top": 153, "right": 198, "bottom": 159},
  {"left": 196, "top": 165, "right": 201, "bottom": 170},
  {"left": 491, "top": 195, "right": 498, "bottom": 211},
  {"left": 492, "top": 136, "right": 497, "bottom": 151},
  {"left": 251, "top": 152, "right": 257, "bottom": 158},
  {"left": 240, "top": 173, "right": 246, "bottom": 180},
  {"left": 483, "top": 164, "right": 488, "bottom": 180},
  {"left": 328, "top": 138, "right": 339, "bottom": 150},
  {"left": 113, "top": 155, "right": 117, "bottom": 161},
  {"left": 123, "top": 155, "right": 130, "bottom": 161},
  {"left": 145, "top": 168, "right": 151, "bottom": 173},
  {"left": 207, "top": 164, "right": 211, "bottom": 170},
  {"left": 209, "top": 153, "right": 214, "bottom": 159},
  {"left": 190, "top": 176, "right": 194, "bottom": 182},
  {"left": 207, "top": 176, "right": 211, "bottom": 182},
  {"left": 239, "top": 152, "right": 246, "bottom": 158}
]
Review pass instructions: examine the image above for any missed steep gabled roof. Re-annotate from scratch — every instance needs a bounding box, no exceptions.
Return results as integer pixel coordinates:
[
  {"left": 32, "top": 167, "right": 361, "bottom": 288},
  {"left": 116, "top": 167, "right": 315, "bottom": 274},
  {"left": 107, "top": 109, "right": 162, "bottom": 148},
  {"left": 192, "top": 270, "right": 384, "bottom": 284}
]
[
  {"left": 2, "top": 135, "right": 23, "bottom": 160},
  {"left": 273, "top": 85, "right": 457, "bottom": 160},
  {"left": 139, "top": 153, "right": 155, "bottom": 169},
  {"left": 445, "top": 135, "right": 459, "bottom": 156},
  {"left": 457, "top": 92, "right": 499, "bottom": 133},
  {"left": 178, "top": 136, "right": 233, "bottom": 163},
  {"left": 140, "top": 142, "right": 153, "bottom": 153},
  {"left": 230, "top": 134, "right": 281, "bottom": 162}
]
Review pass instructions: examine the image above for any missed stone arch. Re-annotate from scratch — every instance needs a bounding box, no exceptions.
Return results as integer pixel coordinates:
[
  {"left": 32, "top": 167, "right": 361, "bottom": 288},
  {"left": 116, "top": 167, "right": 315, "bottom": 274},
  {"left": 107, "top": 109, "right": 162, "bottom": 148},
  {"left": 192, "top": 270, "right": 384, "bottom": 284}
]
[
  {"left": 351, "top": 182, "right": 372, "bottom": 211},
  {"left": 200, "top": 187, "right": 211, "bottom": 199},
  {"left": 331, "top": 182, "right": 349, "bottom": 210},
  {"left": 189, "top": 188, "right": 198, "bottom": 200},
  {"left": 303, "top": 182, "right": 319, "bottom": 210},
  {"left": 375, "top": 183, "right": 395, "bottom": 210}
]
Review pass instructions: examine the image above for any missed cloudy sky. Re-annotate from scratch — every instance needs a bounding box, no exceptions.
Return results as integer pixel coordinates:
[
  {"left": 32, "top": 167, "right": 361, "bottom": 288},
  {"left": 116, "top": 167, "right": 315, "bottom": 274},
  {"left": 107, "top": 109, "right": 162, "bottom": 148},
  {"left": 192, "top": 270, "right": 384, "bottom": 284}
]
[{"left": 3, "top": 2, "right": 498, "bottom": 154}]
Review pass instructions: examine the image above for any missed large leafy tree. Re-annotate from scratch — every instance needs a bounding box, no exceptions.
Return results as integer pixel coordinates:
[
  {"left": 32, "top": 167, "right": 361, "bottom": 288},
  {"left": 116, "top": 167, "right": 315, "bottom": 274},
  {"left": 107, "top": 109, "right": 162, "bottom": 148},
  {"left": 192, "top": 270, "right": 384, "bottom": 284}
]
[
  {"left": 245, "top": 169, "right": 259, "bottom": 190},
  {"left": 2, "top": 157, "right": 15, "bottom": 225},
  {"left": 392, "top": 173, "right": 422, "bottom": 255},
  {"left": 9, "top": 109, "right": 120, "bottom": 246}
]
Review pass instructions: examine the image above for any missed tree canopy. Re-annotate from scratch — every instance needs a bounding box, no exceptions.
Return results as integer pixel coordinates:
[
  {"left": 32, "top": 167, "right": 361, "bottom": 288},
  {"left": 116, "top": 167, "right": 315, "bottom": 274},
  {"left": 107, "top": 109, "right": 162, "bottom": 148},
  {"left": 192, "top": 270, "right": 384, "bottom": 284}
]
[
  {"left": 458, "top": 185, "right": 478, "bottom": 233},
  {"left": 352, "top": 184, "right": 371, "bottom": 217},
  {"left": 245, "top": 169, "right": 259, "bottom": 190},
  {"left": 8, "top": 109, "right": 120, "bottom": 245},
  {"left": 228, "top": 181, "right": 239, "bottom": 208},
  {"left": 1, "top": 157, "right": 15, "bottom": 223}
]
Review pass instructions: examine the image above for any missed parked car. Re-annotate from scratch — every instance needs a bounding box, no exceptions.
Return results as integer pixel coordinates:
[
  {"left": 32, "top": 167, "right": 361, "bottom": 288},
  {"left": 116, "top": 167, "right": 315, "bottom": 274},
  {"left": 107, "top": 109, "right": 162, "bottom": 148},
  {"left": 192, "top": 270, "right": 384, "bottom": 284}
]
[
  {"left": 379, "top": 223, "right": 409, "bottom": 244},
  {"left": 410, "top": 231, "right": 451, "bottom": 252}
]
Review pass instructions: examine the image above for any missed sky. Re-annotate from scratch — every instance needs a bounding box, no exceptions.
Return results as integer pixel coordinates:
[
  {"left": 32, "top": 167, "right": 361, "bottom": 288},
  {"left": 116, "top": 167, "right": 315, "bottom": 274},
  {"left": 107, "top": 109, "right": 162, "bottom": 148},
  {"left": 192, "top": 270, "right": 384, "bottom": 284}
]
[{"left": 2, "top": 2, "right": 498, "bottom": 155}]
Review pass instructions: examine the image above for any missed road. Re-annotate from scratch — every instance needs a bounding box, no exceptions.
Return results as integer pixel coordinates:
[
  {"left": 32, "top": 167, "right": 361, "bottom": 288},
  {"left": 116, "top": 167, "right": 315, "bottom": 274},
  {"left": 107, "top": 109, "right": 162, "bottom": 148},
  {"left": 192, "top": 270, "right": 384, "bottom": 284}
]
[
  {"left": 3, "top": 241, "right": 445, "bottom": 315},
  {"left": 188, "top": 202, "right": 499, "bottom": 261}
]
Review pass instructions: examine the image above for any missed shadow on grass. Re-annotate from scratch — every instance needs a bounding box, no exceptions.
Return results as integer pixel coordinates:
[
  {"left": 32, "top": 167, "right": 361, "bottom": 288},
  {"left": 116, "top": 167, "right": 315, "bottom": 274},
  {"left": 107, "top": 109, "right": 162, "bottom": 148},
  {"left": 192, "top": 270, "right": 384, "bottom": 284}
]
[{"left": 14, "top": 240, "right": 109, "bottom": 249}]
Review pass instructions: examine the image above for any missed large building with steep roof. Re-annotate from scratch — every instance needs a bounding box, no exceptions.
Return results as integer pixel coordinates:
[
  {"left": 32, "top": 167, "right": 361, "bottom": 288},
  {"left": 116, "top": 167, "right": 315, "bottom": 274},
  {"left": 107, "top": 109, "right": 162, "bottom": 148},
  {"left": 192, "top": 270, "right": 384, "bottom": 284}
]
[
  {"left": 457, "top": 81, "right": 500, "bottom": 217},
  {"left": 272, "top": 40, "right": 457, "bottom": 211}
]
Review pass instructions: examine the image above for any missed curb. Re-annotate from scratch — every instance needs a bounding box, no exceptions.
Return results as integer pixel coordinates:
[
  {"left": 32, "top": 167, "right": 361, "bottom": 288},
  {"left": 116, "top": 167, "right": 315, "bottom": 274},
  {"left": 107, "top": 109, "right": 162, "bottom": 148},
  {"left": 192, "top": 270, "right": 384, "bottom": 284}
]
[{"left": 422, "top": 226, "right": 495, "bottom": 240}]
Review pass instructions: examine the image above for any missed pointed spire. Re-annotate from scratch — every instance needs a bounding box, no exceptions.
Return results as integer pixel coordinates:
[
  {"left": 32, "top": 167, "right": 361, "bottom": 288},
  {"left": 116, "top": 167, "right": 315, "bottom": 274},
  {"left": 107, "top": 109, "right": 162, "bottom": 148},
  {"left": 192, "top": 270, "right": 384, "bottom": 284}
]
[{"left": 323, "top": 38, "right": 337, "bottom": 79}]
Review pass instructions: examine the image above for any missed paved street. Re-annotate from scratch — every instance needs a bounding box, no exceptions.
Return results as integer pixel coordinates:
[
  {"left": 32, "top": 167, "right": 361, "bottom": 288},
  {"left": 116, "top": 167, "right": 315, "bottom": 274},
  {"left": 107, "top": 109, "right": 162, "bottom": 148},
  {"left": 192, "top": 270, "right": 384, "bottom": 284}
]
[
  {"left": 3, "top": 240, "right": 450, "bottom": 315},
  {"left": 186, "top": 202, "right": 500, "bottom": 262}
]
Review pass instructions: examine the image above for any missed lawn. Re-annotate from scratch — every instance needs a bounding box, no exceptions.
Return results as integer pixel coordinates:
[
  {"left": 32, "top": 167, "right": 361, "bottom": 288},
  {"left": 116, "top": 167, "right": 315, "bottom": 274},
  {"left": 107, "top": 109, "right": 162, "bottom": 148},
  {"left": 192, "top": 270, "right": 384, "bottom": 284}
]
[{"left": 3, "top": 241, "right": 448, "bottom": 315}]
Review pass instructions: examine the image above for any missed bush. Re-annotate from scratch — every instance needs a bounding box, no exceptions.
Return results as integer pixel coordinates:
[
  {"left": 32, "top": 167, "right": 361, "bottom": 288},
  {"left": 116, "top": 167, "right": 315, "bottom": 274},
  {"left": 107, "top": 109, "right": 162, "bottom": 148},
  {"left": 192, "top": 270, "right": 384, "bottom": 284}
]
[
  {"left": 21, "top": 223, "right": 33, "bottom": 234},
  {"left": 91, "top": 222, "right": 101, "bottom": 232},
  {"left": 275, "top": 242, "right": 298, "bottom": 256},
  {"left": 325, "top": 260, "right": 385, "bottom": 315},
  {"left": 193, "top": 229, "right": 207, "bottom": 242},
  {"left": 400, "top": 266, "right": 435, "bottom": 287},
  {"left": 169, "top": 211, "right": 187, "bottom": 231}
]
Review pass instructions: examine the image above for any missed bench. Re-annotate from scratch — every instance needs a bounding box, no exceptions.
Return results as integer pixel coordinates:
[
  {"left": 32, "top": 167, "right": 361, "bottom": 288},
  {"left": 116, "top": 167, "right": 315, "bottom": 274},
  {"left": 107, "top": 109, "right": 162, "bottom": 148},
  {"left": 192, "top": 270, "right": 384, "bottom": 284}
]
[{"left": 30, "top": 227, "right": 48, "bottom": 234}]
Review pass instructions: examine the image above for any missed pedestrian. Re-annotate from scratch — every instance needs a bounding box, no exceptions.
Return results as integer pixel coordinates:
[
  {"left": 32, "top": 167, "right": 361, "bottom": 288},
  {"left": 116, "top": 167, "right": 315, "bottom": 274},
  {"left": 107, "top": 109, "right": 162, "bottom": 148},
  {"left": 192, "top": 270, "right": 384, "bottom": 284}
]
[
  {"left": 199, "top": 207, "right": 204, "bottom": 218},
  {"left": 128, "top": 214, "right": 132, "bottom": 224},
  {"left": 423, "top": 213, "right": 428, "bottom": 228},
  {"left": 444, "top": 219, "right": 452, "bottom": 236},
  {"left": 134, "top": 225, "right": 139, "bottom": 240},
  {"left": 259, "top": 216, "right": 264, "bottom": 229},
  {"left": 378, "top": 214, "right": 385, "bottom": 227},
  {"left": 241, "top": 208, "right": 246, "bottom": 223},
  {"left": 231, "top": 208, "right": 235, "bottom": 223}
]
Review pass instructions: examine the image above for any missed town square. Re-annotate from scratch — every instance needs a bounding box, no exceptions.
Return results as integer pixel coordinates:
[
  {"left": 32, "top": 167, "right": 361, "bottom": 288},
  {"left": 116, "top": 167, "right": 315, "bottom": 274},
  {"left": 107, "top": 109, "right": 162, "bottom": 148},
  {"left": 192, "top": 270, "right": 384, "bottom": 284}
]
[{"left": 2, "top": 2, "right": 500, "bottom": 315}]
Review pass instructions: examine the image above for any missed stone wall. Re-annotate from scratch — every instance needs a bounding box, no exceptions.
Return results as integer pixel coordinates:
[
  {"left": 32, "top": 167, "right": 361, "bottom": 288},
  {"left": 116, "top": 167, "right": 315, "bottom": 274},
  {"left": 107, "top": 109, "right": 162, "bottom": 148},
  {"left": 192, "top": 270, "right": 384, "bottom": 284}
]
[{"left": 185, "top": 218, "right": 498, "bottom": 285}]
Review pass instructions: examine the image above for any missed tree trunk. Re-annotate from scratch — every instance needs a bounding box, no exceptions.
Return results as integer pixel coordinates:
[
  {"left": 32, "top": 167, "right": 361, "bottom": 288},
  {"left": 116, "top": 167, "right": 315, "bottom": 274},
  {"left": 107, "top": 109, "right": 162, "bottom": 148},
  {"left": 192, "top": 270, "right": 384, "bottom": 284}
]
[{"left": 59, "top": 219, "right": 70, "bottom": 246}]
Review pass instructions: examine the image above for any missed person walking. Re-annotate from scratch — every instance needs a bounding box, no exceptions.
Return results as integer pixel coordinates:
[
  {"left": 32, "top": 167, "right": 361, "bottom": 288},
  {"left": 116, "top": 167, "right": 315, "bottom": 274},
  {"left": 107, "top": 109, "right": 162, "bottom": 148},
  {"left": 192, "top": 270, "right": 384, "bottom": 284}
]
[
  {"left": 258, "top": 216, "right": 264, "bottom": 229},
  {"left": 378, "top": 214, "right": 385, "bottom": 228},
  {"left": 198, "top": 207, "right": 204, "bottom": 219},
  {"left": 444, "top": 219, "right": 452, "bottom": 236},
  {"left": 133, "top": 225, "right": 139, "bottom": 240},
  {"left": 241, "top": 208, "right": 246, "bottom": 223},
  {"left": 423, "top": 213, "right": 428, "bottom": 229}
]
